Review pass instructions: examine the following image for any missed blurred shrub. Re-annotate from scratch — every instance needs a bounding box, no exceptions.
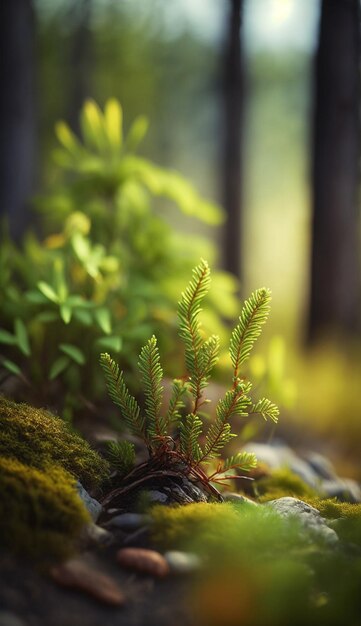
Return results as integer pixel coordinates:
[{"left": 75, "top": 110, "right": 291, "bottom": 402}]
[
  {"left": 0, "top": 99, "right": 238, "bottom": 419},
  {"left": 151, "top": 500, "right": 361, "bottom": 626}
]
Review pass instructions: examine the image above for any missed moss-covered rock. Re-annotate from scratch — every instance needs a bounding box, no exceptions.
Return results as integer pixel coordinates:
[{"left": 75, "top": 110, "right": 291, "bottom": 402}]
[
  {"left": 0, "top": 394, "right": 109, "bottom": 490},
  {"left": 151, "top": 502, "right": 240, "bottom": 550},
  {"left": 256, "top": 468, "right": 319, "bottom": 502},
  {"left": 0, "top": 457, "right": 91, "bottom": 561},
  {"left": 301, "top": 497, "right": 361, "bottom": 548},
  {"left": 302, "top": 497, "right": 361, "bottom": 520}
]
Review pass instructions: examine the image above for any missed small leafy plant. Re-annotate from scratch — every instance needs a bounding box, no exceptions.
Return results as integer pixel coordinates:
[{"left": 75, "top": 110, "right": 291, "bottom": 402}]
[
  {"left": 0, "top": 100, "right": 239, "bottom": 417},
  {"left": 100, "top": 260, "right": 279, "bottom": 502}
]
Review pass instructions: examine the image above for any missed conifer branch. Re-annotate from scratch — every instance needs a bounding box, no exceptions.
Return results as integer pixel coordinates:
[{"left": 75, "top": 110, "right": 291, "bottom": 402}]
[
  {"left": 100, "top": 352, "right": 146, "bottom": 440},
  {"left": 219, "top": 451, "right": 257, "bottom": 474},
  {"left": 179, "top": 413, "right": 203, "bottom": 462},
  {"left": 166, "top": 378, "right": 187, "bottom": 429},
  {"left": 106, "top": 440, "right": 136, "bottom": 477},
  {"left": 178, "top": 259, "right": 211, "bottom": 412},
  {"left": 138, "top": 335, "right": 165, "bottom": 438},
  {"left": 248, "top": 397, "right": 279, "bottom": 423},
  {"left": 198, "top": 334, "right": 220, "bottom": 387},
  {"left": 199, "top": 380, "right": 252, "bottom": 464},
  {"left": 230, "top": 288, "right": 271, "bottom": 382}
]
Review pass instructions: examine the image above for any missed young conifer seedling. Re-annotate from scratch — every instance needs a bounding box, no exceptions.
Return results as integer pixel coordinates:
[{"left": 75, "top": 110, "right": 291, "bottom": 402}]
[{"left": 100, "top": 260, "right": 279, "bottom": 503}]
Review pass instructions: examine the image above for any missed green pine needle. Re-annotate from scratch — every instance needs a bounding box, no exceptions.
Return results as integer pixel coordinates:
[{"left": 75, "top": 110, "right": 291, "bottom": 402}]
[
  {"left": 179, "top": 413, "right": 203, "bottom": 462},
  {"left": 99, "top": 352, "right": 146, "bottom": 439},
  {"left": 201, "top": 380, "right": 252, "bottom": 463},
  {"left": 221, "top": 451, "right": 258, "bottom": 473},
  {"left": 138, "top": 335, "right": 165, "bottom": 438},
  {"left": 249, "top": 397, "right": 279, "bottom": 423},
  {"left": 203, "top": 418, "right": 235, "bottom": 460},
  {"left": 178, "top": 259, "right": 211, "bottom": 402},
  {"left": 230, "top": 288, "right": 272, "bottom": 379},
  {"left": 106, "top": 440, "right": 136, "bottom": 477},
  {"left": 198, "top": 334, "right": 220, "bottom": 388},
  {"left": 166, "top": 378, "right": 187, "bottom": 428}
]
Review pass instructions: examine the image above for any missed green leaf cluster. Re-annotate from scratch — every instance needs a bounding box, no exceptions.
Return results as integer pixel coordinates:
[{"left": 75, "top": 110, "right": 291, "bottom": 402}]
[
  {"left": 100, "top": 260, "right": 279, "bottom": 490},
  {"left": 0, "top": 99, "right": 239, "bottom": 420}
]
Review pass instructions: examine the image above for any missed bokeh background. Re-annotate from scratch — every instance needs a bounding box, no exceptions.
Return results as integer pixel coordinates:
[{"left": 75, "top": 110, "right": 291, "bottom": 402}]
[{"left": 1, "top": 0, "right": 360, "bottom": 475}]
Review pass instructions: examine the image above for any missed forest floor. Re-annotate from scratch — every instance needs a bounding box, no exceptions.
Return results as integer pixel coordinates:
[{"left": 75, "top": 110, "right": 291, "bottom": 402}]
[{"left": 0, "top": 548, "right": 194, "bottom": 626}]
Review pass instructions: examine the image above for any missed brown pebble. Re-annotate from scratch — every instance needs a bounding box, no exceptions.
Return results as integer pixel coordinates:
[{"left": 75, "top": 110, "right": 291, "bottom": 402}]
[
  {"left": 116, "top": 547, "right": 170, "bottom": 578},
  {"left": 50, "top": 558, "right": 125, "bottom": 606}
]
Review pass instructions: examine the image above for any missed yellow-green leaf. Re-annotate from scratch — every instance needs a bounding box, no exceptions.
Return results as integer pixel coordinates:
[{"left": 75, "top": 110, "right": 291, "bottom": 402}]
[
  {"left": 104, "top": 98, "right": 122, "bottom": 148},
  {"left": 49, "top": 356, "right": 71, "bottom": 380},
  {"left": 14, "top": 319, "right": 31, "bottom": 356},
  {"left": 59, "top": 344, "right": 85, "bottom": 365}
]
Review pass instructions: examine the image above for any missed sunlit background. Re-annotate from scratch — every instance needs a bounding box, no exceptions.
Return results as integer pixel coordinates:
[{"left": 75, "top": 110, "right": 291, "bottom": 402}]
[
  {"left": 2, "top": 0, "right": 361, "bottom": 475},
  {"left": 34, "top": 0, "right": 320, "bottom": 342}
]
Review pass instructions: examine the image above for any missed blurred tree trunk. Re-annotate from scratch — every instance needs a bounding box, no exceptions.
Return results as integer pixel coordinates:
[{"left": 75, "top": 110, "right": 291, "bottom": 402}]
[
  {"left": 67, "top": 0, "right": 93, "bottom": 134},
  {"left": 0, "top": 0, "right": 36, "bottom": 241},
  {"left": 221, "top": 0, "right": 244, "bottom": 280},
  {"left": 308, "top": 0, "right": 360, "bottom": 341}
]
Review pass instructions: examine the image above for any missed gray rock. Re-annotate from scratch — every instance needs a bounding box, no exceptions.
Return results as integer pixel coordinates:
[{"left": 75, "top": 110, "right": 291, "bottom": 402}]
[
  {"left": 76, "top": 482, "right": 102, "bottom": 521},
  {"left": 178, "top": 480, "right": 208, "bottom": 503},
  {"left": 0, "top": 612, "right": 27, "bottom": 626},
  {"left": 164, "top": 551, "right": 202, "bottom": 574},
  {"left": 267, "top": 497, "right": 339, "bottom": 545},
  {"left": 146, "top": 490, "right": 169, "bottom": 504},
  {"left": 223, "top": 492, "right": 259, "bottom": 506},
  {"left": 243, "top": 442, "right": 283, "bottom": 470},
  {"left": 321, "top": 478, "right": 361, "bottom": 503},
  {"left": 104, "top": 513, "right": 151, "bottom": 531},
  {"left": 304, "top": 452, "right": 337, "bottom": 480},
  {"left": 82, "top": 523, "right": 114, "bottom": 547},
  {"left": 243, "top": 442, "right": 322, "bottom": 489},
  {"left": 163, "top": 484, "right": 194, "bottom": 505}
]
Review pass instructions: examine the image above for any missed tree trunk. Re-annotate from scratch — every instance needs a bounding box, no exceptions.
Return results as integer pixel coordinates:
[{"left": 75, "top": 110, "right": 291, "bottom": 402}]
[
  {"left": 0, "top": 0, "right": 36, "bottom": 241},
  {"left": 67, "top": 0, "right": 93, "bottom": 134},
  {"left": 308, "top": 0, "right": 360, "bottom": 342},
  {"left": 221, "top": 0, "right": 244, "bottom": 280}
]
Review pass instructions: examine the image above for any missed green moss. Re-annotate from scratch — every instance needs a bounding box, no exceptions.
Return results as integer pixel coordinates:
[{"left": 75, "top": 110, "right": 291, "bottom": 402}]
[
  {"left": 302, "top": 497, "right": 361, "bottom": 520},
  {"left": 0, "top": 457, "right": 91, "bottom": 561},
  {"left": 0, "top": 394, "right": 109, "bottom": 490},
  {"left": 301, "top": 497, "right": 361, "bottom": 548},
  {"left": 151, "top": 502, "right": 240, "bottom": 550},
  {"left": 256, "top": 468, "right": 319, "bottom": 502},
  {"left": 150, "top": 501, "right": 308, "bottom": 557}
]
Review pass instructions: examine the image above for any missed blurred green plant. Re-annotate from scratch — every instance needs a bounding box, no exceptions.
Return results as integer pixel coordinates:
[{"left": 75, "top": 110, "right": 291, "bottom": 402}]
[
  {"left": 150, "top": 500, "right": 361, "bottom": 626},
  {"left": 0, "top": 99, "right": 239, "bottom": 418},
  {"left": 99, "top": 260, "right": 278, "bottom": 502}
]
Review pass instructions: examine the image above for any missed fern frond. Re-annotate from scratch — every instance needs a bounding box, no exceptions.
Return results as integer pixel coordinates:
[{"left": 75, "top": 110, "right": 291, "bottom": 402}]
[
  {"left": 166, "top": 378, "right": 187, "bottom": 428},
  {"left": 106, "top": 440, "right": 136, "bottom": 477},
  {"left": 179, "top": 413, "right": 203, "bottom": 462},
  {"left": 198, "top": 334, "right": 220, "bottom": 387},
  {"left": 249, "top": 397, "right": 279, "bottom": 423},
  {"left": 138, "top": 336, "right": 165, "bottom": 438},
  {"left": 221, "top": 451, "right": 258, "bottom": 473},
  {"left": 230, "top": 288, "right": 271, "bottom": 379},
  {"left": 178, "top": 259, "right": 211, "bottom": 402},
  {"left": 100, "top": 352, "right": 146, "bottom": 439}
]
